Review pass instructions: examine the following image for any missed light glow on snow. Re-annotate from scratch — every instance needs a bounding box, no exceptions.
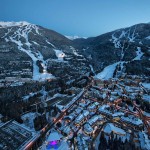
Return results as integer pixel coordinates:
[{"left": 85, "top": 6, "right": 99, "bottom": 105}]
[{"left": 54, "top": 49, "right": 65, "bottom": 61}]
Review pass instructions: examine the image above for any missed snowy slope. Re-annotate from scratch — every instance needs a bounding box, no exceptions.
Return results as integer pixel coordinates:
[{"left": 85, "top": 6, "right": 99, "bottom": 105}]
[
  {"left": 133, "top": 47, "right": 144, "bottom": 60},
  {"left": 95, "top": 62, "right": 119, "bottom": 80},
  {"left": 1, "top": 21, "right": 150, "bottom": 81},
  {"left": 1, "top": 22, "right": 54, "bottom": 81},
  {"left": 54, "top": 49, "right": 65, "bottom": 61}
]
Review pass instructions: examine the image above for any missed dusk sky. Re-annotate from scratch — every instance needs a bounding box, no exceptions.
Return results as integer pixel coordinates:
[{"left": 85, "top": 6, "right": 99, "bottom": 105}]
[{"left": 0, "top": 0, "right": 150, "bottom": 37}]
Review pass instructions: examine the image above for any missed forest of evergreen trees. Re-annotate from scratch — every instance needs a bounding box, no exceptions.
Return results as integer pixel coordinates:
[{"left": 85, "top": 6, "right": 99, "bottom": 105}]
[{"left": 98, "top": 131, "right": 140, "bottom": 150}]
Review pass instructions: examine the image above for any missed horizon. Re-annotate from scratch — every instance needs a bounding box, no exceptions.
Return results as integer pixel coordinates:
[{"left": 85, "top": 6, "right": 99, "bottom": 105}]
[
  {"left": 1, "top": 0, "right": 150, "bottom": 37},
  {"left": 0, "top": 20, "right": 150, "bottom": 38}
]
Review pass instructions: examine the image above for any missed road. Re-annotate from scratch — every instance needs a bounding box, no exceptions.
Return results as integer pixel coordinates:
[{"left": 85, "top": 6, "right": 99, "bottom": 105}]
[
  {"left": 24, "top": 78, "right": 150, "bottom": 149},
  {"left": 24, "top": 89, "right": 86, "bottom": 150}
]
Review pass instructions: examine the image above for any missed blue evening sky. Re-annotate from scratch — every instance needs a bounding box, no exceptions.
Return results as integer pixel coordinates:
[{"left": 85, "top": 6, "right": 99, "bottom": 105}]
[{"left": 0, "top": 0, "right": 150, "bottom": 37}]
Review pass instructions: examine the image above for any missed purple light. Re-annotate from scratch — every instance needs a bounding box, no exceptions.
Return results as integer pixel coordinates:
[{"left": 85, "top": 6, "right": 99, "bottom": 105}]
[{"left": 50, "top": 141, "right": 57, "bottom": 146}]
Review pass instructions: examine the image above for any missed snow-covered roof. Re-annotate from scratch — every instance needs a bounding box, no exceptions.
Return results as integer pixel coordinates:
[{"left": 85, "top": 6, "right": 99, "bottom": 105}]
[
  {"left": 88, "top": 115, "right": 100, "bottom": 125},
  {"left": 99, "top": 105, "right": 112, "bottom": 115},
  {"left": 112, "top": 112, "right": 124, "bottom": 117},
  {"left": 104, "top": 123, "right": 126, "bottom": 135},
  {"left": 88, "top": 103, "right": 96, "bottom": 110},
  {"left": 67, "top": 113, "right": 76, "bottom": 120},
  {"left": 139, "top": 131, "right": 150, "bottom": 150},
  {"left": 79, "top": 102, "right": 87, "bottom": 107},
  {"left": 111, "top": 91, "right": 118, "bottom": 95},
  {"left": 47, "top": 132, "right": 61, "bottom": 141},
  {"left": 99, "top": 105, "right": 109, "bottom": 110},
  {"left": 109, "top": 95, "right": 118, "bottom": 101},
  {"left": 84, "top": 123, "right": 93, "bottom": 133},
  {"left": 143, "top": 95, "right": 150, "bottom": 103},
  {"left": 125, "top": 86, "right": 134, "bottom": 93},
  {"left": 75, "top": 114, "right": 84, "bottom": 123},
  {"left": 76, "top": 134, "right": 89, "bottom": 150},
  {"left": 75, "top": 107, "right": 83, "bottom": 114},
  {"left": 83, "top": 110, "right": 89, "bottom": 116},
  {"left": 142, "top": 83, "right": 150, "bottom": 90},
  {"left": 121, "top": 116, "right": 143, "bottom": 126},
  {"left": 75, "top": 110, "right": 89, "bottom": 123},
  {"left": 56, "top": 104, "right": 64, "bottom": 111},
  {"left": 63, "top": 126, "right": 71, "bottom": 134},
  {"left": 21, "top": 112, "right": 36, "bottom": 120}
]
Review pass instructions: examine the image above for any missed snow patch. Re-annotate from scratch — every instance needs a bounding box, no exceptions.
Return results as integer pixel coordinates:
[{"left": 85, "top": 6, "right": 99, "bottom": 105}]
[
  {"left": 133, "top": 47, "right": 144, "bottom": 60},
  {"left": 54, "top": 49, "right": 65, "bottom": 61},
  {"left": 95, "top": 62, "right": 119, "bottom": 80},
  {"left": 146, "top": 36, "right": 150, "bottom": 39},
  {"left": 46, "top": 40, "right": 55, "bottom": 48},
  {"left": 65, "top": 35, "right": 87, "bottom": 40},
  {"left": 32, "top": 41, "right": 39, "bottom": 45},
  {"left": 111, "top": 34, "right": 121, "bottom": 48},
  {"left": 89, "top": 65, "right": 95, "bottom": 74},
  {"left": 0, "top": 21, "right": 30, "bottom": 27}
]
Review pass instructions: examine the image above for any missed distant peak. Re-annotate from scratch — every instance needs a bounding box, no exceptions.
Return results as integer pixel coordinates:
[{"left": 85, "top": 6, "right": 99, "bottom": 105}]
[
  {"left": 65, "top": 35, "right": 87, "bottom": 40},
  {"left": 0, "top": 21, "right": 31, "bottom": 27}
]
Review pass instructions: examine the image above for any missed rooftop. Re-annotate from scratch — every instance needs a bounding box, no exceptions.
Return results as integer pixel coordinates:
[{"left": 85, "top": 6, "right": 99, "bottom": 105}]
[
  {"left": 121, "top": 116, "right": 143, "bottom": 126},
  {"left": 104, "top": 123, "right": 126, "bottom": 135},
  {"left": 47, "top": 132, "right": 61, "bottom": 141},
  {"left": 0, "top": 121, "right": 35, "bottom": 150}
]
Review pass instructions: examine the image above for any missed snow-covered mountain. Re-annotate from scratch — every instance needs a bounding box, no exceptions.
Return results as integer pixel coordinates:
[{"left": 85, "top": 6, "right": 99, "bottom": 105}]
[
  {"left": 0, "top": 21, "right": 72, "bottom": 81},
  {"left": 0, "top": 21, "right": 150, "bottom": 82},
  {"left": 0, "top": 21, "right": 30, "bottom": 27},
  {"left": 73, "top": 23, "right": 150, "bottom": 79},
  {"left": 65, "top": 35, "right": 87, "bottom": 40},
  {"left": 0, "top": 21, "right": 90, "bottom": 82}
]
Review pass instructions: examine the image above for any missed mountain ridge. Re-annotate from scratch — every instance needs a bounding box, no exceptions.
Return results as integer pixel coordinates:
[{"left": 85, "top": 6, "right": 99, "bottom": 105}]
[{"left": 0, "top": 21, "right": 150, "bottom": 82}]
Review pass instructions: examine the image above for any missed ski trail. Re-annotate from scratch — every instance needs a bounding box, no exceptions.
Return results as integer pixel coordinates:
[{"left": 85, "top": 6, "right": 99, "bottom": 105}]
[{"left": 2, "top": 23, "right": 54, "bottom": 81}]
